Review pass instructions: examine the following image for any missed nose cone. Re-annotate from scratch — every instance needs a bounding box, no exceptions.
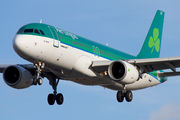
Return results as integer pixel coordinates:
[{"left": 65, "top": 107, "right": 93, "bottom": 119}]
[{"left": 13, "top": 35, "right": 28, "bottom": 58}]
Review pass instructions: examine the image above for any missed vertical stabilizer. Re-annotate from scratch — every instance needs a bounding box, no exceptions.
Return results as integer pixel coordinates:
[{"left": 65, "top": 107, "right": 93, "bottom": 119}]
[{"left": 137, "top": 10, "right": 165, "bottom": 59}]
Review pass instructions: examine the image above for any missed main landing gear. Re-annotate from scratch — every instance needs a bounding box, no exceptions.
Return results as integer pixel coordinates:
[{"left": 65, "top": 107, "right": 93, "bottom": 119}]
[
  {"left": 47, "top": 79, "right": 64, "bottom": 105},
  {"left": 116, "top": 90, "right": 133, "bottom": 102},
  {"left": 33, "top": 62, "right": 45, "bottom": 85}
]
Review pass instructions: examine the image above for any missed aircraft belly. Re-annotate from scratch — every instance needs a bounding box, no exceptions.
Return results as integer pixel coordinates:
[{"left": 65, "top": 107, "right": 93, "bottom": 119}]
[
  {"left": 65, "top": 78, "right": 101, "bottom": 86},
  {"left": 125, "top": 73, "right": 161, "bottom": 90}
]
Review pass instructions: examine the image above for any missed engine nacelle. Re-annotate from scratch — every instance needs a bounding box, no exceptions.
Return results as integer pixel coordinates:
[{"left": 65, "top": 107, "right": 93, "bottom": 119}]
[
  {"left": 3, "top": 65, "right": 33, "bottom": 89},
  {"left": 108, "top": 61, "right": 139, "bottom": 84}
]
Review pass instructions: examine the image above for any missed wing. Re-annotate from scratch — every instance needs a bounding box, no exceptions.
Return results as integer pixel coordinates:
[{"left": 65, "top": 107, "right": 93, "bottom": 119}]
[
  {"left": 0, "top": 65, "right": 11, "bottom": 73},
  {"left": 128, "top": 56, "right": 180, "bottom": 72},
  {"left": 91, "top": 56, "right": 180, "bottom": 77},
  {"left": 0, "top": 64, "right": 52, "bottom": 73},
  {"left": 0, "top": 64, "right": 56, "bottom": 86},
  {"left": 128, "top": 56, "right": 180, "bottom": 77}
]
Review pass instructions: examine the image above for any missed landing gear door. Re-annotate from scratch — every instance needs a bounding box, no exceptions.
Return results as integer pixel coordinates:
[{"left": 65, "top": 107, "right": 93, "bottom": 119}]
[{"left": 48, "top": 26, "right": 59, "bottom": 48}]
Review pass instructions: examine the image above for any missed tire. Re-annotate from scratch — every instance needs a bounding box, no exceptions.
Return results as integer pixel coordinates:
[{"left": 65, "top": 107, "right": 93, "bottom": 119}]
[
  {"left": 56, "top": 93, "right": 64, "bottom": 105},
  {"left": 33, "top": 78, "right": 37, "bottom": 85},
  {"left": 37, "top": 78, "right": 43, "bottom": 85},
  {"left": 117, "top": 91, "right": 124, "bottom": 102},
  {"left": 125, "top": 91, "right": 133, "bottom": 102},
  {"left": 48, "top": 94, "right": 55, "bottom": 105}
]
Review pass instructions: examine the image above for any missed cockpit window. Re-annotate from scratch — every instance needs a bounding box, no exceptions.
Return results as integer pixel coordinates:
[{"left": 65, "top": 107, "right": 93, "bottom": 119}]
[
  {"left": 34, "top": 29, "right": 40, "bottom": 34},
  {"left": 22, "top": 28, "right": 45, "bottom": 36},
  {"left": 17, "top": 28, "right": 24, "bottom": 34},
  {"left": 39, "top": 30, "right": 45, "bottom": 35},
  {"left": 24, "top": 29, "right": 34, "bottom": 33}
]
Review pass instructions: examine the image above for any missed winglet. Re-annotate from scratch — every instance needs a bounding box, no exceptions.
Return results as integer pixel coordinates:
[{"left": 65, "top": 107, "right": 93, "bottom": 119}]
[{"left": 137, "top": 10, "right": 165, "bottom": 59}]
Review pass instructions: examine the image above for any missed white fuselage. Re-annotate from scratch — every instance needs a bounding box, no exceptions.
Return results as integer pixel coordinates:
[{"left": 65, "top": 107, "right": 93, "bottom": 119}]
[{"left": 13, "top": 34, "right": 162, "bottom": 91}]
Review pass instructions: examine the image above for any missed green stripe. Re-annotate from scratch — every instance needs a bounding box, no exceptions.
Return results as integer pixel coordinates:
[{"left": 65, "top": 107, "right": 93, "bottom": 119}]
[{"left": 17, "top": 23, "right": 137, "bottom": 60}]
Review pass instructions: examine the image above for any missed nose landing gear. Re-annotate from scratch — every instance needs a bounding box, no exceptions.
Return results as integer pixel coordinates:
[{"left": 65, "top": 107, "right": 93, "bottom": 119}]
[{"left": 33, "top": 62, "right": 45, "bottom": 85}]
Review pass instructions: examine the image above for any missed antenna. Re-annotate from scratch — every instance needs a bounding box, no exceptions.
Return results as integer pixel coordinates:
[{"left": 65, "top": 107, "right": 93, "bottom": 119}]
[{"left": 40, "top": 19, "right": 42, "bottom": 23}]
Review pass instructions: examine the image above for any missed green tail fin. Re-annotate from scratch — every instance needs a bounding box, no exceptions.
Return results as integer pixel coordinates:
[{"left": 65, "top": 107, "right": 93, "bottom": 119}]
[{"left": 137, "top": 10, "right": 165, "bottom": 59}]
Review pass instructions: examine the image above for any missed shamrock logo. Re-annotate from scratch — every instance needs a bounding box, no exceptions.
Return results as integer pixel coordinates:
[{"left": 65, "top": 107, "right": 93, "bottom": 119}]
[{"left": 148, "top": 28, "right": 160, "bottom": 53}]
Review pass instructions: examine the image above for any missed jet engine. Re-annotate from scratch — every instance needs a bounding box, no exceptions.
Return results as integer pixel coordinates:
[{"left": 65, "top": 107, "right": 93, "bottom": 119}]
[
  {"left": 108, "top": 61, "right": 139, "bottom": 84},
  {"left": 3, "top": 65, "right": 33, "bottom": 89}
]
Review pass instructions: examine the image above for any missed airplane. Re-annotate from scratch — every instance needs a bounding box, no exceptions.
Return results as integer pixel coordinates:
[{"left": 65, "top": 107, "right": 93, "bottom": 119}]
[{"left": 1, "top": 10, "right": 180, "bottom": 105}]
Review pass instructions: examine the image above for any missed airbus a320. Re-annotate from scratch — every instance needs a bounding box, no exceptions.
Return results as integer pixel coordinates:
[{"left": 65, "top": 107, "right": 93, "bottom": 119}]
[{"left": 1, "top": 10, "right": 180, "bottom": 105}]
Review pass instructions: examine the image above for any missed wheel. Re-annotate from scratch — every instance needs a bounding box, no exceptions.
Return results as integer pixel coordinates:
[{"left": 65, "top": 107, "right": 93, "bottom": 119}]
[
  {"left": 56, "top": 93, "right": 64, "bottom": 105},
  {"left": 48, "top": 94, "right": 55, "bottom": 105},
  {"left": 125, "top": 91, "right": 133, "bottom": 102},
  {"left": 117, "top": 91, "right": 124, "bottom": 102},
  {"left": 33, "top": 78, "right": 37, "bottom": 85},
  {"left": 37, "top": 78, "right": 43, "bottom": 85}
]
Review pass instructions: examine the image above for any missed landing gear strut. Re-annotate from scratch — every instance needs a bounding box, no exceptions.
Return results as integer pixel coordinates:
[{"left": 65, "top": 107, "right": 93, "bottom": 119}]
[
  {"left": 117, "top": 90, "right": 133, "bottom": 102},
  {"left": 47, "top": 79, "right": 64, "bottom": 105},
  {"left": 33, "top": 62, "right": 45, "bottom": 85}
]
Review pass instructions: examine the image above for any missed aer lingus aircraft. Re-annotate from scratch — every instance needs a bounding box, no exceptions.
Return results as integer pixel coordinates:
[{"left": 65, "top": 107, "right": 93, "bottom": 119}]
[{"left": 1, "top": 10, "right": 180, "bottom": 105}]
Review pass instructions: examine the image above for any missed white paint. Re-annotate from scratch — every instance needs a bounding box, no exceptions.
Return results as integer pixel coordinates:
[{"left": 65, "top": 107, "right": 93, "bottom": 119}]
[{"left": 13, "top": 34, "right": 162, "bottom": 90}]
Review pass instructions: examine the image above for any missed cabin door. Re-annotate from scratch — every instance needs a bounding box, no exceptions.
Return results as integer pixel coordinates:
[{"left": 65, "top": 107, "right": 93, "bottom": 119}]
[{"left": 48, "top": 26, "right": 59, "bottom": 48}]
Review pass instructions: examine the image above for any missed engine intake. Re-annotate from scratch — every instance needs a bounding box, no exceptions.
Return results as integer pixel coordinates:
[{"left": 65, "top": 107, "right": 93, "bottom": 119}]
[
  {"left": 108, "top": 61, "right": 139, "bottom": 84},
  {"left": 3, "top": 65, "right": 33, "bottom": 89}
]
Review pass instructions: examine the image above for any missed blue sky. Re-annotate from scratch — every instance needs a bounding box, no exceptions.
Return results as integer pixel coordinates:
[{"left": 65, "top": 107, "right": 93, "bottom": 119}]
[{"left": 0, "top": 0, "right": 180, "bottom": 120}]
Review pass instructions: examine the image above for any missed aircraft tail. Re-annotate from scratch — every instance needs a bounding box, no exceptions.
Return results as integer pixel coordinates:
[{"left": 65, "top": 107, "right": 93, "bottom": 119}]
[{"left": 137, "top": 10, "right": 165, "bottom": 59}]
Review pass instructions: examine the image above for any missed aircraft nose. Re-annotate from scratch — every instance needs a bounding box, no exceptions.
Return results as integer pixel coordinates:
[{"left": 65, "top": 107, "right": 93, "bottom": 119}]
[{"left": 13, "top": 35, "right": 27, "bottom": 57}]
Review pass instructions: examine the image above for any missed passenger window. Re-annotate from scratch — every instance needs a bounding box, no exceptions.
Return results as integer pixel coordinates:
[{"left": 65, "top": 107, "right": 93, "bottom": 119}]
[
  {"left": 24, "top": 29, "right": 33, "bottom": 33},
  {"left": 34, "top": 29, "right": 40, "bottom": 34},
  {"left": 39, "top": 30, "right": 45, "bottom": 35}
]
